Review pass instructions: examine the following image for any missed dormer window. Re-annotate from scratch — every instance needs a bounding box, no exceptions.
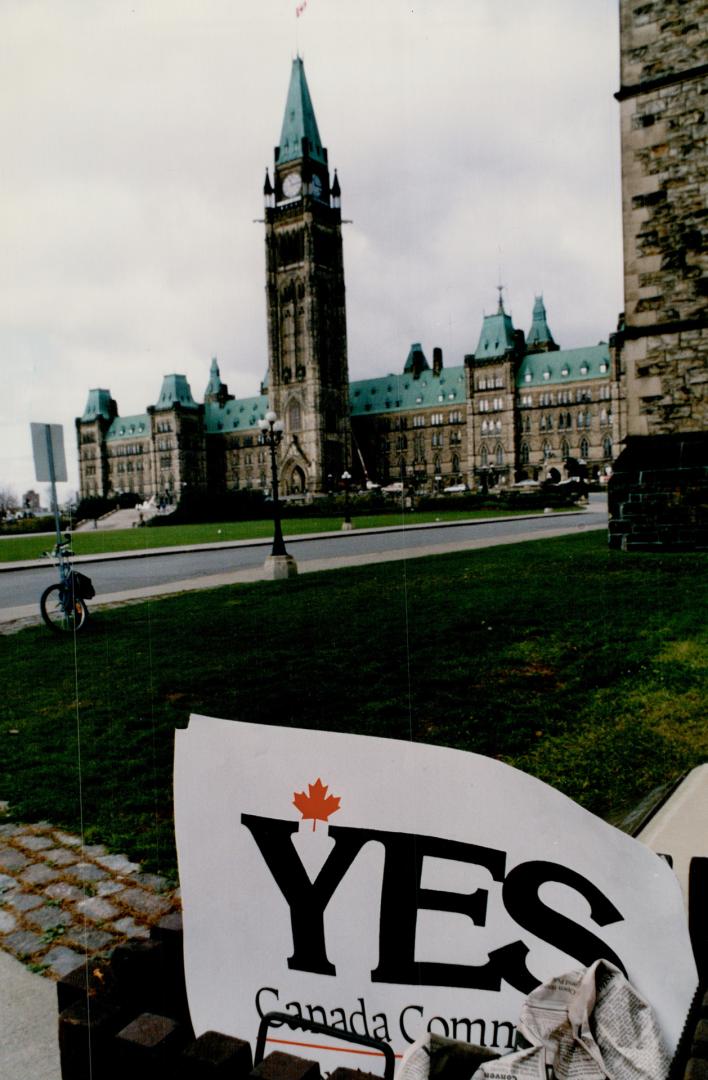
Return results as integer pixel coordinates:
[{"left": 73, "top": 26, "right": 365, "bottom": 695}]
[
  {"left": 524, "top": 372, "right": 532, "bottom": 383},
  {"left": 543, "top": 370, "right": 551, "bottom": 381},
  {"left": 561, "top": 366, "right": 569, "bottom": 377}
]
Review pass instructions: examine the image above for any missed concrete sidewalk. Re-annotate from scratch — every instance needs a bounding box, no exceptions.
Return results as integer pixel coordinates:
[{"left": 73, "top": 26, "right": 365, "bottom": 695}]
[{"left": 0, "top": 949, "right": 60, "bottom": 1079}]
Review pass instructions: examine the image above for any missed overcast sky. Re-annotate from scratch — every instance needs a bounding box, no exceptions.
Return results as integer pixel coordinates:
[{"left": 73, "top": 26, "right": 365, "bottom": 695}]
[{"left": 1, "top": 0, "right": 622, "bottom": 503}]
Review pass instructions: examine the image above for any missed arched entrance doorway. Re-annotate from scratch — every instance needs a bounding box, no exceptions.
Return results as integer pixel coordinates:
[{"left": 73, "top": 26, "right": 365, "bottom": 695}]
[{"left": 289, "top": 465, "right": 306, "bottom": 494}]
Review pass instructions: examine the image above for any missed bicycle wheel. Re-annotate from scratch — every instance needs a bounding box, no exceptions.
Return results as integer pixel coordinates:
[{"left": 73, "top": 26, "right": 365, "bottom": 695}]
[{"left": 40, "top": 584, "right": 88, "bottom": 633}]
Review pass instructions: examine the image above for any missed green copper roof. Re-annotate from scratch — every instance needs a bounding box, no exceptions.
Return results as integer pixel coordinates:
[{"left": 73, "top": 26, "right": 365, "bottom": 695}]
[
  {"left": 526, "top": 295, "right": 556, "bottom": 350},
  {"left": 204, "top": 394, "right": 268, "bottom": 434},
  {"left": 106, "top": 414, "right": 150, "bottom": 442},
  {"left": 81, "top": 389, "right": 115, "bottom": 422},
  {"left": 473, "top": 298, "right": 517, "bottom": 360},
  {"left": 155, "top": 374, "right": 198, "bottom": 410},
  {"left": 350, "top": 367, "right": 466, "bottom": 417},
  {"left": 278, "top": 57, "right": 327, "bottom": 166},
  {"left": 403, "top": 343, "right": 430, "bottom": 374},
  {"left": 516, "top": 344, "right": 611, "bottom": 387}
]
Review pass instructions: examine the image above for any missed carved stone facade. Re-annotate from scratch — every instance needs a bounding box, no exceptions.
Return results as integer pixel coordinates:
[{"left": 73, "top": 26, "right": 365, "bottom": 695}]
[{"left": 609, "top": 0, "right": 707, "bottom": 548}]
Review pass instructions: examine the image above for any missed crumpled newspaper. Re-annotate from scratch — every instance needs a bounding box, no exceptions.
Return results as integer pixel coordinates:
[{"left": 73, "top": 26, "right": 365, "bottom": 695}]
[
  {"left": 396, "top": 960, "right": 671, "bottom": 1080},
  {"left": 472, "top": 959, "right": 670, "bottom": 1080}
]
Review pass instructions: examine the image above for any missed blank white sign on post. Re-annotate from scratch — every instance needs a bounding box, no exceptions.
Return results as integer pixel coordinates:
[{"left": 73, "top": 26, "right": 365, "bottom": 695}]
[{"left": 30, "top": 423, "right": 67, "bottom": 483}]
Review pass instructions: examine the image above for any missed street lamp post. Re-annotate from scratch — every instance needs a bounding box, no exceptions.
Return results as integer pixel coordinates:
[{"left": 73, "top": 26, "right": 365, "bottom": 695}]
[
  {"left": 258, "top": 411, "right": 298, "bottom": 578},
  {"left": 341, "top": 470, "right": 353, "bottom": 530}
]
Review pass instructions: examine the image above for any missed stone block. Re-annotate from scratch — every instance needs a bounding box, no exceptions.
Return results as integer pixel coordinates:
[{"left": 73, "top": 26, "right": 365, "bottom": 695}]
[
  {"left": 180, "top": 1031, "right": 253, "bottom": 1078},
  {"left": 0, "top": 909, "right": 17, "bottom": 932},
  {"left": 43, "top": 945, "right": 86, "bottom": 978},
  {"left": 120, "top": 885, "right": 172, "bottom": 916},
  {"left": 0, "top": 846, "right": 29, "bottom": 871},
  {"left": 7, "top": 890, "right": 44, "bottom": 912},
  {"left": 685, "top": 1059, "right": 708, "bottom": 1080},
  {"left": 56, "top": 963, "right": 114, "bottom": 1010},
  {"left": 0, "top": 871, "right": 19, "bottom": 895},
  {"left": 59, "top": 996, "right": 126, "bottom": 1080},
  {"left": 20, "top": 863, "right": 60, "bottom": 886},
  {"left": 96, "top": 879, "right": 126, "bottom": 898},
  {"left": 149, "top": 911, "right": 191, "bottom": 1026},
  {"left": 111, "top": 940, "right": 172, "bottom": 1016},
  {"left": 251, "top": 1049, "right": 321, "bottom": 1080},
  {"left": 76, "top": 895, "right": 119, "bottom": 921},
  {"left": 26, "top": 903, "right": 73, "bottom": 931},
  {"left": 69, "top": 861, "right": 109, "bottom": 884},
  {"left": 95, "top": 853, "right": 140, "bottom": 874},
  {"left": 114, "top": 1012, "right": 186, "bottom": 1078},
  {"left": 16, "top": 834, "right": 54, "bottom": 851},
  {"left": 112, "top": 915, "right": 150, "bottom": 939},
  {"left": 44, "top": 846, "right": 80, "bottom": 866},
  {"left": 65, "top": 925, "right": 114, "bottom": 953},
  {"left": 328, "top": 1069, "right": 383, "bottom": 1080},
  {"left": 53, "top": 830, "right": 82, "bottom": 847},
  {"left": 691, "top": 1019, "right": 708, "bottom": 1059},
  {"left": 44, "top": 881, "right": 85, "bottom": 903},
  {"left": 151, "top": 909, "right": 183, "bottom": 943}
]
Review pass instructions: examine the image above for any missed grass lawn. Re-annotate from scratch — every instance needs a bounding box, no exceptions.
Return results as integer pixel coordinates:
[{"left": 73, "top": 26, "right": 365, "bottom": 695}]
[
  {"left": 0, "top": 507, "right": 570, "bottom": 562},
  {"left": 1, "top": 531, "right": 705, "bottom": 882}
]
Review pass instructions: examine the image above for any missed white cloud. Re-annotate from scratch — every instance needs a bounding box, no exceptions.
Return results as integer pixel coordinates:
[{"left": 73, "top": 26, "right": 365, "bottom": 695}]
[{"left": 0, "top": 0, "right": 622, "bottom": 500}]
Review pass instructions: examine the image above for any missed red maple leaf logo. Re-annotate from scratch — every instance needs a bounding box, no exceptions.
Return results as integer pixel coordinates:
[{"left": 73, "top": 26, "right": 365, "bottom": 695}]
[{"left": 293, "top": 778, "right": 341, "bottom": 831}]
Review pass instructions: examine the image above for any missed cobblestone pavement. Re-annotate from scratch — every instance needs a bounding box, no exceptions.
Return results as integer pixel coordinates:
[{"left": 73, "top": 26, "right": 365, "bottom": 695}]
[{"left": 0, "top": 819, "right": 180, "bottom": 980}]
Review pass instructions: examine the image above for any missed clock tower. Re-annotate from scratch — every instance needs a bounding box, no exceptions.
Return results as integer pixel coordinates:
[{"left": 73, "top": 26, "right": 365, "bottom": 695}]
[{"left": 263, "top": 57, "right": 351, "bottom": 494}]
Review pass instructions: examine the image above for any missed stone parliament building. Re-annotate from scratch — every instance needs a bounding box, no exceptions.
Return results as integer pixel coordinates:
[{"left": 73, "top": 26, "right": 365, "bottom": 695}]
[{"left": 78, "top": 19, "right": 703, "bottom": 510}]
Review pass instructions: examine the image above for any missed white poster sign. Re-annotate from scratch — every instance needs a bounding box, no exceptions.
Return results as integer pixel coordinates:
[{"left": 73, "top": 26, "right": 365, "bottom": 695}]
[
  {"left": 174, "top": 717, "right": 696, "bottom": 1073},
  {"left": 30, "top": 422, "right": 67, "bottom": 483}
]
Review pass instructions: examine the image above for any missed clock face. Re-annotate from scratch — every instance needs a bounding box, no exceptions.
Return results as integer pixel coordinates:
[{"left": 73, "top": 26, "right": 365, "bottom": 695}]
[
  {"left": 311, "top": 174, "right": 323, "bottom": 199},
  {"left": 282, "top": 171, "right": 302, "bottom": 198}
]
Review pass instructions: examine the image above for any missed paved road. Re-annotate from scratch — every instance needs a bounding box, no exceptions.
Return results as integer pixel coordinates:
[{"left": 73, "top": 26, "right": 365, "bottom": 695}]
[{"left": 1, "top": 503, "right": 607, "bottom": 623}]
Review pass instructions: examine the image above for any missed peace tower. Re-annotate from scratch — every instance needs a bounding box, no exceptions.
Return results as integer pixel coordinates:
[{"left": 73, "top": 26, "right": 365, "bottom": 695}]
[{"left": 263, "top": 57, "right": 351, "bottom": 494}]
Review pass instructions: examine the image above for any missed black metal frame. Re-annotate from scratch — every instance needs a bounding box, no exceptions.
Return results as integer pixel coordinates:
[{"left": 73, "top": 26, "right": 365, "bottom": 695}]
[{"left": 254, "top": 1010, "right": 395, "bottom": 1080}]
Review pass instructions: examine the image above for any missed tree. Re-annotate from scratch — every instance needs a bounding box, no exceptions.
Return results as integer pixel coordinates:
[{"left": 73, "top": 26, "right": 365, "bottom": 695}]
[{"left": 0, "top": 487, "right": 19, "bottom": 521}]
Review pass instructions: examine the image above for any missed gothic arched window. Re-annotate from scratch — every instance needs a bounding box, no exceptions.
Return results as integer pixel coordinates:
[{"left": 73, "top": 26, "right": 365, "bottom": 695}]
[
  {"left": 480, "top": 444, "right": 489, "bottom": 467},
  {"left": 495, "top": 443, "right": 504, "bottom": 466},
  {"left": 288, "top": 400, "right": 302, "bottom": 432}
]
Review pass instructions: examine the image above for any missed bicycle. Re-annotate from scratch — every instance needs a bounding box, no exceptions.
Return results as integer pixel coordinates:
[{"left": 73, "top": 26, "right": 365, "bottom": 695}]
[{"left": 40, "top": 535, "right": 95, "bottom": 633}]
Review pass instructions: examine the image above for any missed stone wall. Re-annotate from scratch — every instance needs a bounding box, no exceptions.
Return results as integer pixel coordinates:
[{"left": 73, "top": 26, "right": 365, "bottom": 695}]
[{"left": 616, "top": 0, "right": 707, "bottom": 439}]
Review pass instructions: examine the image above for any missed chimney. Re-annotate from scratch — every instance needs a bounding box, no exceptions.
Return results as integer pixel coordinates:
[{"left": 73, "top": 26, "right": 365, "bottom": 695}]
[{"left": 433, "top": 347, "right": 443, "bottom": 376}]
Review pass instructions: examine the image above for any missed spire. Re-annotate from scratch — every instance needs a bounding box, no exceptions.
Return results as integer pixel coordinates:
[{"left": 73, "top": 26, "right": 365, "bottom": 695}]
[
  {"left": 473, "top": 292, "right": 518, "bottom": 360},
  {"left": 205, "top": 357, "right": 223, "bottom": 397},
  {"left": 277, "top": 57, "right": 327, "bottom": 166},
  {"left": 526, "top": 295, "right": 558, "bottom": 353}
]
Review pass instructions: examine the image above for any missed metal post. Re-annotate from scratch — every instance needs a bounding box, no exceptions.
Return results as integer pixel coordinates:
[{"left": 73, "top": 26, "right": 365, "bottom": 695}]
[
  {"left": 268, "top": 433, "right": 287, "bottom": 557},
  {"left": 341, "top": 470, "right": 352, "bottom": 527},
  {"left": 259, "top": 412, "right": 297, "bottom": 577},
  {"left": 44, "top": 424, "right": 62, "bottom": 546}
]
